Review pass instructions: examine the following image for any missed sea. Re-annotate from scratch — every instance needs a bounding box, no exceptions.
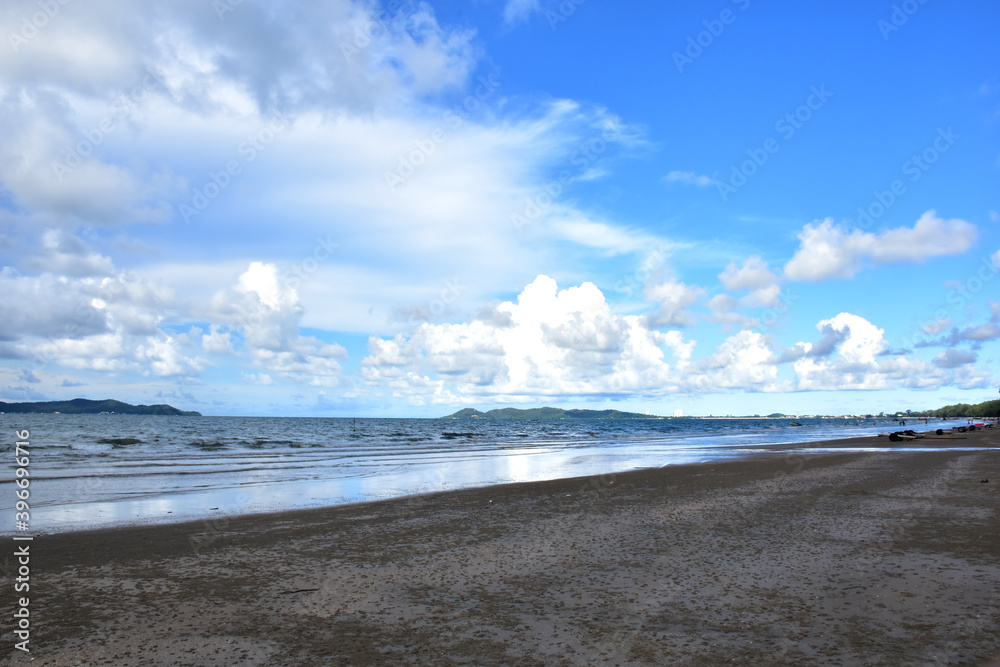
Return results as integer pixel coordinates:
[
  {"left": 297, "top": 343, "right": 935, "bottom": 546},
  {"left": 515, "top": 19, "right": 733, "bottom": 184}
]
[{"left": 0, "top": 414, "right": 970, "bottom": 534}]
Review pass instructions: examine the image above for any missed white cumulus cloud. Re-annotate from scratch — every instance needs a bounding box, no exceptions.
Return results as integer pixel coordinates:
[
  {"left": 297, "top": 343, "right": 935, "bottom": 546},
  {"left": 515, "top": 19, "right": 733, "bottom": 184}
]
[
  {"left": 784, "top": 211, "right": 977, "bottom": 281},
  {"left": 644, "top": 279, "right": 704, "bottom": 327},
  {"left": 362, "top": 275, "right": 695, "bottom": 403}
]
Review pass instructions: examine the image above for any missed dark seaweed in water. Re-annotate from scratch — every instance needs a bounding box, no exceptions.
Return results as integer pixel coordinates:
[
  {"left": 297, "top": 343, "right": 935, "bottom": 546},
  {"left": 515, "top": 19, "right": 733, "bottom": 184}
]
[
  {"left": 97, "top": 437, "right": 142, "bottom": 446},
  {"left": 191, "top": 441, "right": 227, "bottom": 450},
  {"left": 246, "top": 439, "right": 298, "bottom": 448}
]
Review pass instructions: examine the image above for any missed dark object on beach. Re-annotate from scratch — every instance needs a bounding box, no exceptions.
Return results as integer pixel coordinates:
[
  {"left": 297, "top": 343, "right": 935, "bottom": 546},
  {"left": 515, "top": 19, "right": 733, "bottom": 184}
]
[
  {"left": 981, "top": 479, "right": 989, "bottom": 483},
  {"left": 97, "top": 437, "right": 142, "bottom": 446},
  {"left": 889, "top": 432, "right": 901, "bottom": 442},
  {"left": 936, "top": 429, "right": 944, "bottom": 435}
]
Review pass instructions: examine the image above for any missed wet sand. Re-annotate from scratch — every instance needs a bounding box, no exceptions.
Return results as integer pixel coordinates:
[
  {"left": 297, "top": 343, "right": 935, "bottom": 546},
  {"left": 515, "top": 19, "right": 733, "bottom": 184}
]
[{"left": 9, "top": 429, "right": 1000, "bottom": 665}]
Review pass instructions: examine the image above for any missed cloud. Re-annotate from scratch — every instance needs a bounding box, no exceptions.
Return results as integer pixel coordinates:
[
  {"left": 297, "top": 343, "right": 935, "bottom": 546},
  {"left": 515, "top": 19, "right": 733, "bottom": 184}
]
[
  {"left": 244, "top": 373, "right": 274, "bottom": 385},
  {"left": 644, "top": 279, "right": 704, "bottom": 327},
  {"left": 663, "top": 170, "right": 718, "bottom": 187},
  {"left": 18, "top": 369, "right": 40, "bottom": 383},
  {"left": 0, "top": 385, "right": 47, "bottom": 401},
  {"left": 0, "top": 0, "right": 481, "bottom": 231},
  {"left": 1, "top": 1, "right": 992, "bottom": 409},
  {"left": 0, "top": 90, "right": 175, "bottom": 227},
  {"left": 0, "top": 0, "right": 478, "bottom": 112},
  {"left": 201, "top": 325, "right": 234, "bottom": 355},
  {"left": 695, "top": 330, "right": 779, "bottom": 390},
  {"left": 548, "top": 218, "right": 669, "bottom": 256},
  {"left": 718, "top": 256, "right": 781, "bottom": 308},
  {"left": 917, "top": 321, "right": 1000, "bottom": 348},
  {"left": 211, "top": 262, "right": 347, "bottom": 386},
  {"left": 135, "top": 334, "right": 208, "bottom": 377},
  {"left": 362, "top": 275, "right": 695, "bottom": 403},
  {"left": 784, "top": 211, "right": 977, "bottom": 281},
  {"left": 786, "top": 312, "right": 988, "bottom": 391},
  {"left": 1, "top": 0, "right": 656, "bottom": 349},
  {"left": 156, "top": 389, "right": 197, "bottom": 403},
  {"left": 922, "top": 318, "right": 953, "bottom": 335},
  {"left": 26, "top": 230, "right": 115, "bottom": 277},
  {"left": 0, "top": 251, "right": 209, "bottom": 377},
  {"left": 933, "top": 348, "right": 977, "bottom": 368},
  {"left": 956, "top": 323, "right": 1000, "bottom": 342},
  {"left": 793, "top": 313, "right": 896, "bottom": 390},
  {"left": 0, "top": 266, "right": 172, "bottom": 346},
  {"left": 720, "top": 256, "right": 778, "bottom": 291},
  {"left": 503, "top": 0, "right": 541, "bottom": 24},
  {"left": 709, "top": 294, "right": 740, "bottom": 313}
]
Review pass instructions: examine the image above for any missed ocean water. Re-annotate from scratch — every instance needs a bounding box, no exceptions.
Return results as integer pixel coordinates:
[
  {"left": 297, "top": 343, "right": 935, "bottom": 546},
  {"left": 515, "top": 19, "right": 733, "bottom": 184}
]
[{"left": 0, "top": 414, "right": 963, "bottom": 534}]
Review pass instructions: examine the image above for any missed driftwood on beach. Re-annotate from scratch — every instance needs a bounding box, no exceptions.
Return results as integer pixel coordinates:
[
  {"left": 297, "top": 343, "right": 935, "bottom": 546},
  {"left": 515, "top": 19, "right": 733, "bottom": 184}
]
[{"left": 883, "top": 424, "right": 991, "bottom": 441}]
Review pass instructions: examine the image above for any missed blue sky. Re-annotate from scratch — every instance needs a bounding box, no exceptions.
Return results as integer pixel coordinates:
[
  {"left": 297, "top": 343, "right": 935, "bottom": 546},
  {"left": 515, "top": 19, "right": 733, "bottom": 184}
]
[{"left": 0, "top": 0, "right": 998, "bottom": 417}]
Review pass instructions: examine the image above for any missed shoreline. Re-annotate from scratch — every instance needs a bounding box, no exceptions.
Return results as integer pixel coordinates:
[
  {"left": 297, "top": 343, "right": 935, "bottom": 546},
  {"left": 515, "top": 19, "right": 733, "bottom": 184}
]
[
  {"left": 30, "top": 429, "right": 997, "bottom": 551},
  {"left": 12, "top": 425, "right": 994, "bottom": 538},
  {"left": 19, "top": 428, "right": 1000, "bottom": 665}
]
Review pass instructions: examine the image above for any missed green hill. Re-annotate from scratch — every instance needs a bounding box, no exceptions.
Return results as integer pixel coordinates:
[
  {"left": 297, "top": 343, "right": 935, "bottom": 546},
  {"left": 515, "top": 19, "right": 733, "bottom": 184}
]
[
  {"left": 0, "top": 398, "right": 201, "bottom": 416},
  {"left": 928, "top": 399, "right": 1000, "bottom": 418},
  {"left": 441, "top": 406, "right": 662, "bottom": 420}
]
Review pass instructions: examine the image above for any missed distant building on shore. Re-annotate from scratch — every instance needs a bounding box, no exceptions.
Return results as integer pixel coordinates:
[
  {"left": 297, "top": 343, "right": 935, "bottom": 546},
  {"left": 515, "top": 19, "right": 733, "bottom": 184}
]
[{"left": 674, "top": 409, "right": 684, "bottom": 417}]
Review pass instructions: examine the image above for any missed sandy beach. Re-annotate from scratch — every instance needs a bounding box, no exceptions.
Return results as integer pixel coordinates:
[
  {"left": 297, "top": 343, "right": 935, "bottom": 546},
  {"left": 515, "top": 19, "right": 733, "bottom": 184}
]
[{"left": 9, "top": 428, "right": 1000, "bottom": 666}]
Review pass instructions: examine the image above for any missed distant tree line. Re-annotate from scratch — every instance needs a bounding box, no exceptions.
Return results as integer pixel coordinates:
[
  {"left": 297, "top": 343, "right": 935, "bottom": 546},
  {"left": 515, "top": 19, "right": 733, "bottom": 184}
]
[{"left": 925, "top": 399, "right": 1000, "bottom": 418}]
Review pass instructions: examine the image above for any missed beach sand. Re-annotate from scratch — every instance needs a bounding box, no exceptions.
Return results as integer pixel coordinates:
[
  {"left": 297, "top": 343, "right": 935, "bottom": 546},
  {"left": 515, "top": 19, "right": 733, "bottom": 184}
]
[{"left": 11, "top": 428, "right": 1000, "bottom": 665}]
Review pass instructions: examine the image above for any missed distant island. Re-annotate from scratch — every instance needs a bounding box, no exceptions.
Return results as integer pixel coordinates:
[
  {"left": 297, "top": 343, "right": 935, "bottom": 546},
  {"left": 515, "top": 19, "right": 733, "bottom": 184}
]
[
  {"left": 441, "top": 407, "right": 664, "bottom": 420},
  {"left": 0, "top": 398, "right": 201, "bottom": 416},
  {"left": 441, "top": 400, "right": 1000, "bottom": 421}
]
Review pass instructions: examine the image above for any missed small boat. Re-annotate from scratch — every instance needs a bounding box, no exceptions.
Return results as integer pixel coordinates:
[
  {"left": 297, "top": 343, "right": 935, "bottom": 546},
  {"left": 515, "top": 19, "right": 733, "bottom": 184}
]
[{"left": 789, "top": 422, "right": 802, "bottom": 427}]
